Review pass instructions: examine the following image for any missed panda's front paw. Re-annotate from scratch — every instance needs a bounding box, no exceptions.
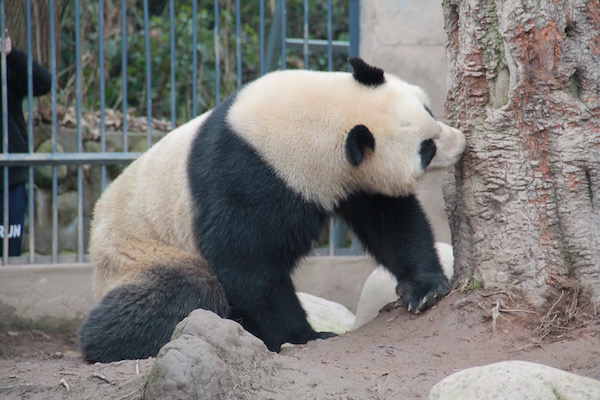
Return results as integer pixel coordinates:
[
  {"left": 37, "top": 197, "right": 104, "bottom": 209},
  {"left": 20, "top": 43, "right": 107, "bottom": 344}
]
[{"left": 396, "top": 278, "right": 450, "bottom": 314}]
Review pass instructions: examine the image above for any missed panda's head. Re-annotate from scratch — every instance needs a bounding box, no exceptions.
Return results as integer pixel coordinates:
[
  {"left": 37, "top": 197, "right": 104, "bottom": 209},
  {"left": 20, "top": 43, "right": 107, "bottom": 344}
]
[
  {"left": 343, "top": 58, "right": 466, "bottom": 192},
  {"left": 227, "top": 57, "right": 466, "bottom": 209}
]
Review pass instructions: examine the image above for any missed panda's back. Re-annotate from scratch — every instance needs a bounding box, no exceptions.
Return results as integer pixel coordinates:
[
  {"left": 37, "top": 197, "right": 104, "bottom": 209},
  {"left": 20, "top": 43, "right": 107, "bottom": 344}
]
[{"left": 90, "top": 113, "right": 211, "bottom": 297}]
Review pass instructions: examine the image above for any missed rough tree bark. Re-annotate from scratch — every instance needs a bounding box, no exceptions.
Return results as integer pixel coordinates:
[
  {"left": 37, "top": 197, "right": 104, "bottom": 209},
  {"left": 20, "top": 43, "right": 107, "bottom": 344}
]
[
  {"left": 6, "top": 0, "right": 63, "bottom": 69},
  {"left": 442, "top": 0, "right": 600, "bottom": 305}
]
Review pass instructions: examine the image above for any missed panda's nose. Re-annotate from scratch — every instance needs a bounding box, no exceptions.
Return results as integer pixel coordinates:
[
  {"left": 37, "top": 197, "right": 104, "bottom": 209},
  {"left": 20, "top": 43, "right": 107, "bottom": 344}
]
[{"left": 419, "top": 139, "right": 436, "bottom": 169}]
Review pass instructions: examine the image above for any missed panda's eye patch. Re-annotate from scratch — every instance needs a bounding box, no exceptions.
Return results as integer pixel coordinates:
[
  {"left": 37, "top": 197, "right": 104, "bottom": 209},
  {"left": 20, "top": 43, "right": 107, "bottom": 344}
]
[
  {"left": 420, "top": 139, "right": 436, "bottom": 170},
  {"left": 424, "top": 105, "right": 434, "bottom": 118}
]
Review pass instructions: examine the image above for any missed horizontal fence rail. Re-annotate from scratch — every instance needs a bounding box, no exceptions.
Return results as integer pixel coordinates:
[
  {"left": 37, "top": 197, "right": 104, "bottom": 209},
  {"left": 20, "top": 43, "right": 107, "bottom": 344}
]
[{"left": 0, "top": 0, "right": 361, "bottom": 266}]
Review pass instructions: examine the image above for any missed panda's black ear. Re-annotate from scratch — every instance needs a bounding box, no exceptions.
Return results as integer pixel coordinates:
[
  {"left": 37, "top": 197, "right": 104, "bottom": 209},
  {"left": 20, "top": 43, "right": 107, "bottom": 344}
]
[
  {"left": 349, "top": 57, "right": 385, "bottom": 87},
  {"left": 346, "top": 124, "right": 375, "bottom": 166}
]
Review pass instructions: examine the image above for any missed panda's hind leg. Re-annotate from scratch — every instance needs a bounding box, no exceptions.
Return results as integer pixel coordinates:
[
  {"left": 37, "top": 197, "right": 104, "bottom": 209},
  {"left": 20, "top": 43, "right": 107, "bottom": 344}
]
[{"left": 78, "top": 261, "right": 229, "bottom": 363}]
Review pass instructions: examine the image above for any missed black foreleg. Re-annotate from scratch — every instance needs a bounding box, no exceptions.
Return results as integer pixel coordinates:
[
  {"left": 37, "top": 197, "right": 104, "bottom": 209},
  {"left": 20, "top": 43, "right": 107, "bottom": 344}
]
[{"left": 338, "top": 193, "right": 450, "bottom": 313}]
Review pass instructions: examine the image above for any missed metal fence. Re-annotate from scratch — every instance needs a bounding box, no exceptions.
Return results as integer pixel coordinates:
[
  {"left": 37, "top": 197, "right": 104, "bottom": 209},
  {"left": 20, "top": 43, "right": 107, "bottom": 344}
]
[{"left": 0, "top": 0, "right": 361, "bottom": 266}]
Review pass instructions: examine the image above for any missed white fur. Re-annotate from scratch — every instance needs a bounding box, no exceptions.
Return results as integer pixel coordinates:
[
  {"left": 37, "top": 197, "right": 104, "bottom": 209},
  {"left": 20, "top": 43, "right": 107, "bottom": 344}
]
[
  {"left": 353, "top": 242, "right": 454, "bottom": 329},
  {"left": 227, "top": 70, "right": 465, "bottom": 210},
  {"left": 427, "top": 122, "right": 466, "bottom": 170},
  {"left": 90, "top": 113, "right": 210, "bottom": 297}
]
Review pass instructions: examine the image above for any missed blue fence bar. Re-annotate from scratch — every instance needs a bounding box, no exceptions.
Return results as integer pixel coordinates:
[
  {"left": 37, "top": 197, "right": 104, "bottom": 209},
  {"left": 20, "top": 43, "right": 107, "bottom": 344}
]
[
  {"left": 143, "top": 0, "right": 152, "bottom": 149},
  {"left": 75, "top": 0, "right": 84, "bottom": 261},
  {"left": 49, "top": 0, "right": 58, "bottom": 263},
  {"left": 0, "top": 1, "right": 360, "bottom": 265},
  {"left": 303, "top": 0, "right": 309, "bottom": 68},
  {"left": 193, "top": 0, "right": 199, "bottom": 114},
  {"left": 214, "top": 1, "right": 220, "bottom": 104},
  {"left": 327, "top": 0, "right": 333, "bottom": 71},
  {"left": 26, "top": 0, "right": 34, "bottom": 262},
  {"left": 281, "top": 0, "right": 286, "bottom": 70},
  {"left": 1, "top": 0, "right": 8, "bottom": 264},
  {"left": 121, "top": 0, "right": 128, "bottom": 158},
  {"left": 260, "top": 0, "right": 265, "bottom": 76},
  {"left": 99, "top": 0, "right": 107, "bottom": 192},
  {"left": 169, "top": 0, "right": 176, "bottom": 129},
  {"left": 236, "top": 0, "right": 242, "bottom": 86},
  {"left": 349, "top": 0, "right": 360, "bottom": 57}
]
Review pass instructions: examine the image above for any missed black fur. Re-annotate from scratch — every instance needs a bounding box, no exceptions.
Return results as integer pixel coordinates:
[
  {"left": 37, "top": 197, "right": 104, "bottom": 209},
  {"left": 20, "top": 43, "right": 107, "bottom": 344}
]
[
  {"left": 349, "top": 57, "right": 385, "bottom": 86},
  {"left": 346, "top": 124, "right": 376, "bottom": 166},
  {"left": 337, "top": 193, "right": 450, "bottom": 313},
  {"left": 420, "top": 139, "right": 437, "bottom": 169},
  {"left": 187, "top": 93, "right": 334, "bottom": 352},
  {"left": 79, "top": 264, "right": 229, "bottom": 363},
  {"left": 424, "top": 105, "right": 434, "bottom": 118}
]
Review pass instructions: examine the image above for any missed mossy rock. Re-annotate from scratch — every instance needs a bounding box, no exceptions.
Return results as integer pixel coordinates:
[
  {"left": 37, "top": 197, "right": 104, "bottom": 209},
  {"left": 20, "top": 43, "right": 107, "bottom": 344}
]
[
  {"left": 34, "top": 139, "right": 68, "bottom": 189},
  {"left": 83, "top": 140, "right": 123, "bottom": 180}
]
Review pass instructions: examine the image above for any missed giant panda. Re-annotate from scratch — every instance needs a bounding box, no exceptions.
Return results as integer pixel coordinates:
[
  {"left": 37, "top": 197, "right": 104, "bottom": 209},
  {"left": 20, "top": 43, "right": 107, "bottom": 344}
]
[{"left": 78, "top": 57, "right": 466, "bottom": 363}]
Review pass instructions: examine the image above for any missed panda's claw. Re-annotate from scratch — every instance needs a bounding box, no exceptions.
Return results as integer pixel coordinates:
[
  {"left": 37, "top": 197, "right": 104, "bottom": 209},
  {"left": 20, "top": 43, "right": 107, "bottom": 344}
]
[{"left": 397, "top": 276, "right": 450, "bottom": 315}]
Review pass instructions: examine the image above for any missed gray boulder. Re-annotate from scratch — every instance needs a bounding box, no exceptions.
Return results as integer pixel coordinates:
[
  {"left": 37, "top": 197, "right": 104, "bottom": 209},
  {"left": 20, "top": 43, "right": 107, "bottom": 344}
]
[{"left": 142, "top": 309, "right": 285, "bottom": 400}]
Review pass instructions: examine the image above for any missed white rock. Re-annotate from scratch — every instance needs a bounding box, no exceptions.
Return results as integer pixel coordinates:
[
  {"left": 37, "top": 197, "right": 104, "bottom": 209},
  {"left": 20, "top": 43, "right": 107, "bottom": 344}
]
[
  {"left": 429, "top": 360, "right": 600, "bottom": 400},
  {"left": 354, "top": 242, "right": 454, "bottom": 329},
  {"left": 297, "top": 291, "right": 356, "bottom": 335}
]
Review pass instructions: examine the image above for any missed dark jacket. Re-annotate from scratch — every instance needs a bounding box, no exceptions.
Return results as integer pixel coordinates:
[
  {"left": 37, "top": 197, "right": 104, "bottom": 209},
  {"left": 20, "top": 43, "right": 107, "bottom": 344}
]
[{"left": 1, "top": 47, "right": 52, "bottom": 187}]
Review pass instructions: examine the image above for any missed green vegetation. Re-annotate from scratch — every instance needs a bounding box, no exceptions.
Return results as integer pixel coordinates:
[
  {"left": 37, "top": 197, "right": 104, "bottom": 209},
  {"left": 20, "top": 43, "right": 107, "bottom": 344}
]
[
  {"left": 463, "top": 276, "right": 483, "bottom": 292},
  {"left": 57, "top": 0, "right": 350, "bottom": 125}
]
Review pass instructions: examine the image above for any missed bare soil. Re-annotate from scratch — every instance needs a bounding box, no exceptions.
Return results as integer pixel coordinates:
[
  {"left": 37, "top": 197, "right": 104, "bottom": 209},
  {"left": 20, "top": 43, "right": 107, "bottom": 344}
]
[{"left": 1, "top": 290, "right": 599, "bottom": 400}]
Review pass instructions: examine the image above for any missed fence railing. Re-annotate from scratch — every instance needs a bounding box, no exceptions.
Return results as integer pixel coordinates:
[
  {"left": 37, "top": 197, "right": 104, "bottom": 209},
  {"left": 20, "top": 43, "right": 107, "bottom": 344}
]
[{"left": 0, "top": 0, "right": 361, "bottom": 266}]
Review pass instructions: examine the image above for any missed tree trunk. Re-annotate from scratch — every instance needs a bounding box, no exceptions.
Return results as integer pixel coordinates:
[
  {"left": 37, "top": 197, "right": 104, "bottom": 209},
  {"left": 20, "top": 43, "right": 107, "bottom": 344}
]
[
  {"left": 6, "top": 0, "right": 62, "bottom": 69},
  {"left": 442, "top": 0, "right": 600, "bottom": 305}
]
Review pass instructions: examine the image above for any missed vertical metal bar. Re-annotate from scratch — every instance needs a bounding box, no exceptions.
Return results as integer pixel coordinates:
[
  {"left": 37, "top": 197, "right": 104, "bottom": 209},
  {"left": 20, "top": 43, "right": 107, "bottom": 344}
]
[
  {"left": 49, "top": 0, "right": 58, "bottom": 263},
  {"left": 99, "top": 0, "right": 107, "bottom": 196},
  {"left": 1, "top": 0, "right": 8, "bottom": 264},
  {"left": 303, "top": 0, "right": 308, "bottom": 69},
  {"left": 121, "top": 0, "right": 128, "bottom": 158},
  {"left": 214, "top": 1, "right": 220, "bottom": 104},
  {"left": 328, "top": 217, "right": 335, "bottom": 256},
  {"left": 327, "top": 0, "right": 333, "bottom": 71},
  {"left": 75, "top": 0, "right": 84, "bottom": 261},
  {"left": 235, "top": 0, "right": 242, "bottom": 88},
  {"left": 26, "top": 0, "right": 34, "bottom": 262},
  {"left": 349, "top": 0, "right": 360, "bottom": 57},
  {"left": 350, "top": 0, "right": 361, "bottom": 255},
  {"left": 259, "top": 0, "right": 264, "bottom": 76},
  {"left": 143, "top": 0, "right": 152, "bottom": 148},
  {"left": 326, "top": 0, "right": 334, "bottom": 254},
  {"left": 280, "top": 0, "right": 286, "bottom": 70},
  {"left": 169, "top": 0, "right": 176, "bottom": 129},
  {"left": 192, "top": 0, "right": 198, "bottom": 115}
]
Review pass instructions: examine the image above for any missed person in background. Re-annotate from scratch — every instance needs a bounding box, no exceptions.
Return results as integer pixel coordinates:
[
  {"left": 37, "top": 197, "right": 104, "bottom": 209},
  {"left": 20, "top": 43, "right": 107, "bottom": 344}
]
[{"left": 1, "top": 29, "right": 51, "bottom": 256}]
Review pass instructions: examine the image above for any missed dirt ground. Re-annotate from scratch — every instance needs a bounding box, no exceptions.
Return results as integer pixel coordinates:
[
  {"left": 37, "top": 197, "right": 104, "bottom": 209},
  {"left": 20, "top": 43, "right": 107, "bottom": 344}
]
[{"left": 1, "top": 288, "right": 599, "bottom": 400}]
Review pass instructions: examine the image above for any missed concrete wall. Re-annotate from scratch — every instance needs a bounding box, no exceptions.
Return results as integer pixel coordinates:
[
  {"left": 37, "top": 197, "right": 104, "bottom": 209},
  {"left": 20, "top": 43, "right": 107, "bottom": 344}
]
[
  {"left": 360, "top": 0, "right": 448, "bottom": 117},
  {"left": 360, "top": 0, "right": 452, "bottom": 244},
  {"left": 0, "top": 257, "right": 377, "bottom": 333},
  {"left": 0, "top": 264, "right": 96, "bottom": 332}
]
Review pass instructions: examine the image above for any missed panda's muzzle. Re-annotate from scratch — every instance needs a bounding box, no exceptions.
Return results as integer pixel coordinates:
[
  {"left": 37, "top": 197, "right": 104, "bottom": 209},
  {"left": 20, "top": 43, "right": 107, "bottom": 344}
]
[{"left": 419, "top": 139, "right": 437, "bottom": 170}]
